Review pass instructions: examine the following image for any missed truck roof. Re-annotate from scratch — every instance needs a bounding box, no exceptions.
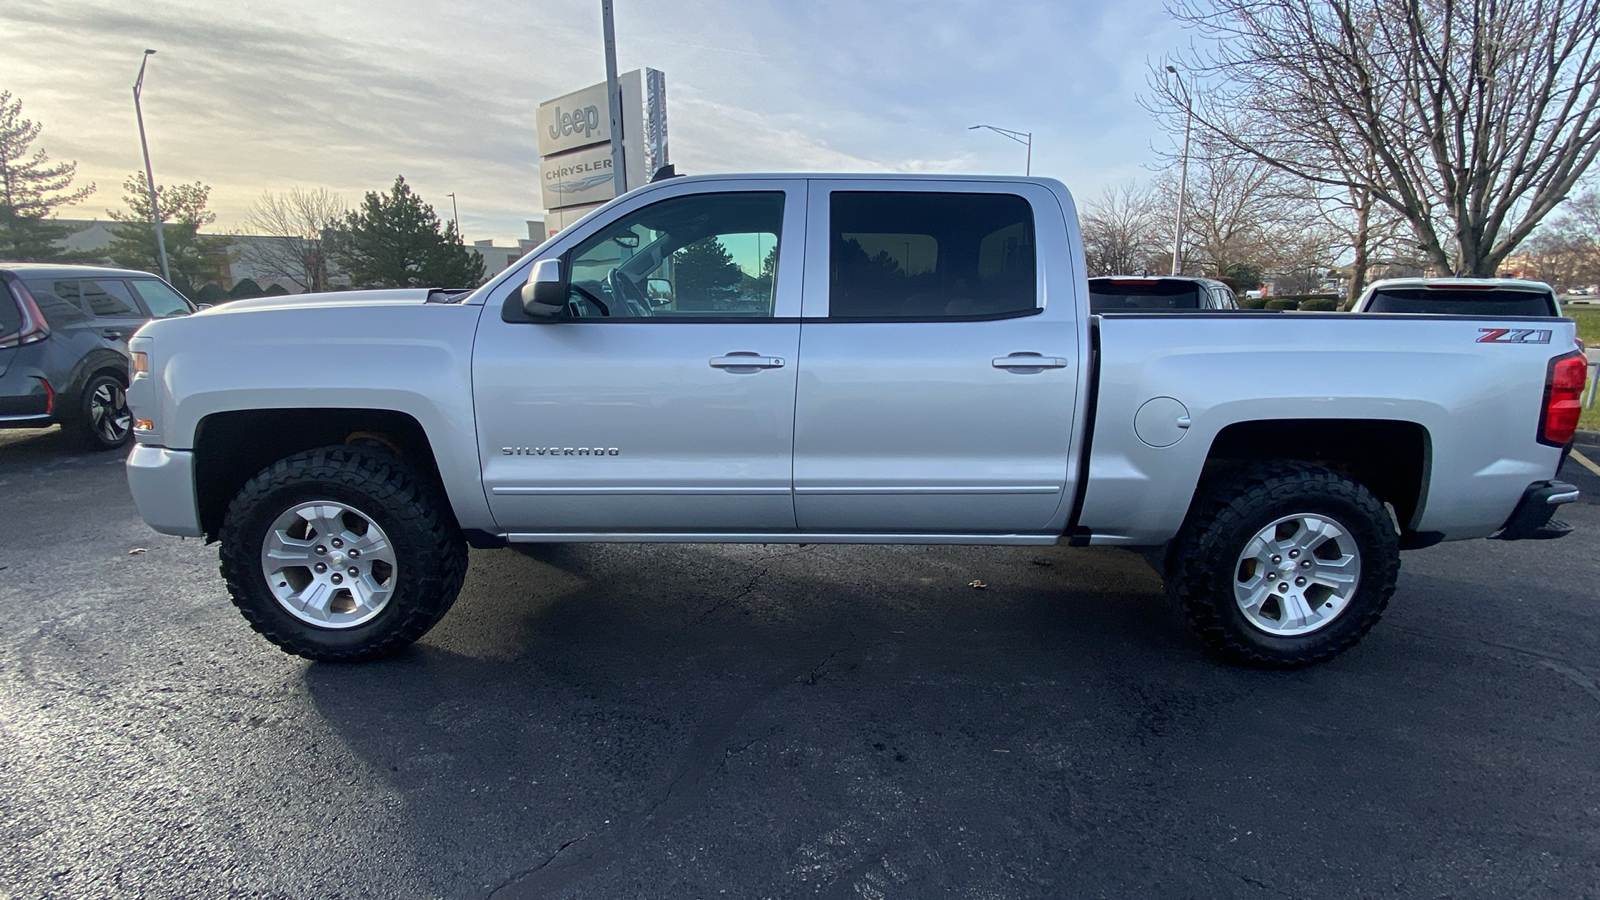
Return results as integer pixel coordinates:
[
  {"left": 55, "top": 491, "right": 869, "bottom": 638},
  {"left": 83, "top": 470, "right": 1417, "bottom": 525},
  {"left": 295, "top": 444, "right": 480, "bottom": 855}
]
[{"left": 1363, "top": 276, "right": 1555, "bottom": 295}]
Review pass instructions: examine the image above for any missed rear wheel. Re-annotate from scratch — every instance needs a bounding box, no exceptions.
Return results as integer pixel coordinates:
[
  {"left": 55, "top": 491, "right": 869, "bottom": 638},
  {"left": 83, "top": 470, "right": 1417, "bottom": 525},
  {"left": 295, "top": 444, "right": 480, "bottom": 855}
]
[
  {"left": 218, "top": 445, "right": 467, "bottom": 662},
  {"left": 70, "top": 373, "right": 132, "bottom": 451},
  {"left": 1167, "top": 461, "right": 1399, "bottom": 668}
]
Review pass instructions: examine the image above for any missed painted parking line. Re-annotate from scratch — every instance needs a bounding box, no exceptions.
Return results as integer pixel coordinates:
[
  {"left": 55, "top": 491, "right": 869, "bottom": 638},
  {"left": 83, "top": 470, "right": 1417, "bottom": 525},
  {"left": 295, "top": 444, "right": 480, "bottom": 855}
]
[{"left": 1571, "top": 448, "right": 1600, "bottom": 478}]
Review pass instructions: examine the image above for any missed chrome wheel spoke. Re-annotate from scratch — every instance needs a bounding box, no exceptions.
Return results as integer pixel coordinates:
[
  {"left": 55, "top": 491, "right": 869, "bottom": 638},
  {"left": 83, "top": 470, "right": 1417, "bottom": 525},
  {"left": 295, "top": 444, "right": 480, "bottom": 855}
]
[
  {"left": 293, "top": 581, "right": 336, "bottom": 620},
  {"left": 1237, "top": 581, "right": 1271, "bottom": 615}
]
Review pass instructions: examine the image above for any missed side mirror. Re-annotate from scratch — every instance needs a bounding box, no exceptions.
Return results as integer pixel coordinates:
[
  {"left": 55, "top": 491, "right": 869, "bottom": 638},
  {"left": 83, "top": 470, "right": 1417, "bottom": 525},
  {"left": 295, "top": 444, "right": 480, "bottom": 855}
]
[{"left": 519, "top": 258, "right": 567, "bottom": 318}]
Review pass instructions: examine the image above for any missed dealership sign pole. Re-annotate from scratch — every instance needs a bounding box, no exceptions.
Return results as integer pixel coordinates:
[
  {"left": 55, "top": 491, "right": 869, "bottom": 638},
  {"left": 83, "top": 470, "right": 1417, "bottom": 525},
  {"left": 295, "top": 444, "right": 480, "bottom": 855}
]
[{"left": 602, "top": 0, "right": 627, "bottom": 198}]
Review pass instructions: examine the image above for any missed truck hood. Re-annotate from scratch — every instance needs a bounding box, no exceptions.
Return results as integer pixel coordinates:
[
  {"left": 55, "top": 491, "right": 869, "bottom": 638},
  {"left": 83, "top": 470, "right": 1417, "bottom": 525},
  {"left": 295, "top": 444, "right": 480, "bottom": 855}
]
[{"left": 198, "top": 288, "right": 439, "bottom": 316}]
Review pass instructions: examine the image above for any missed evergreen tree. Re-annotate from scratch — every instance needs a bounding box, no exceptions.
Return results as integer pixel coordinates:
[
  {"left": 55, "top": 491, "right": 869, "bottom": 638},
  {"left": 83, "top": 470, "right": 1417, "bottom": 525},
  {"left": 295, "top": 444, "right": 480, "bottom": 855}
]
[
  {"left": 0, "top": 91, "right": 94, "bottom": 261},
  {"left": 325, "top": 176, "right": 485, "bottom": 288},
  {"left": 106, "top": 172, "right": 232, "bottom": 295},
  {"left": 673, "top": 237, "right": 743, "bottom": 309}
]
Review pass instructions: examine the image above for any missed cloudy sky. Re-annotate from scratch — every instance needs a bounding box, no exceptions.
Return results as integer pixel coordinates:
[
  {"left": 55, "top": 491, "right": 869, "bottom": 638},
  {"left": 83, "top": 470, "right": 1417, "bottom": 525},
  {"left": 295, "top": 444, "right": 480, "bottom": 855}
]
[{"left": 2, "top": 0, "right": 1189, "bottom": 245}]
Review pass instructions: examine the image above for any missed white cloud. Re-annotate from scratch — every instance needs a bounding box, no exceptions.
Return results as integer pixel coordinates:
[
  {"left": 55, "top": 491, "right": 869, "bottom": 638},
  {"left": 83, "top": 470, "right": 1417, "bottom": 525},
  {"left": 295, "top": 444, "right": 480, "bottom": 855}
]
[{"left": 2, "top": 0, "right": 1187, "bottom": 244}]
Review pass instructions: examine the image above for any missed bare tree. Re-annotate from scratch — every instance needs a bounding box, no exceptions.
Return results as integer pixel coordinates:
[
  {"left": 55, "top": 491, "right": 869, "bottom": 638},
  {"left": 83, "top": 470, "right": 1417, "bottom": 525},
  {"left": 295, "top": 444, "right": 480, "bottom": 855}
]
[
  {"left": 1151, "top": 0, "right": 1600, "bottom": 276},
  {"left": 1153, "top": 134, "right": 1298, "bottom": 277},
  {"left": 1520, "top": 186, "right": 1600, "bottom": 288},
  {"left": 239, "top": 188, "right": 345, "bottom": 292},
  {"left": 1080, "top": 182, "right": 1165, "bottom": 275}
]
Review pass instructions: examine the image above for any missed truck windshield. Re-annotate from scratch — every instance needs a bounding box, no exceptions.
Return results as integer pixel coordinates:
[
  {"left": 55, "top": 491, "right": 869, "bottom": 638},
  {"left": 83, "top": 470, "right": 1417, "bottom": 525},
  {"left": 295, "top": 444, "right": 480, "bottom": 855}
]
[
  {"left": 1089, "top": 279, "right": 1202, "bottom": 311},
  {"left": 1366, "top": 288, "right": 1556, "bottom": 316}
]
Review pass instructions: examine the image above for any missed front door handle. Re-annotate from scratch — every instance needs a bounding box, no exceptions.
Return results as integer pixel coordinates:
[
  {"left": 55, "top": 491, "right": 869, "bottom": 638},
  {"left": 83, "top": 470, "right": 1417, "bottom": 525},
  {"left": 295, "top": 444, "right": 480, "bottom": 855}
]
[
  {"left": 710, "top": 352, "right": 785, "bottom": 372},
  {"left": 992, "top": 353, "right": 1068, "bottom": 371}
]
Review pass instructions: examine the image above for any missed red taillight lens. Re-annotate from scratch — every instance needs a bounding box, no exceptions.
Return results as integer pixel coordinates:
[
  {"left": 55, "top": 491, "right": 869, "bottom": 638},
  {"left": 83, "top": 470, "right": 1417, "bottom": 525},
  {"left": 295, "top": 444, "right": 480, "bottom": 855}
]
[
  {"left": 0, "top": 281, "right": 51, "bottom": 349},
  {"left": 1539, "top": 352, "right": 1587, "bottom": 446}
]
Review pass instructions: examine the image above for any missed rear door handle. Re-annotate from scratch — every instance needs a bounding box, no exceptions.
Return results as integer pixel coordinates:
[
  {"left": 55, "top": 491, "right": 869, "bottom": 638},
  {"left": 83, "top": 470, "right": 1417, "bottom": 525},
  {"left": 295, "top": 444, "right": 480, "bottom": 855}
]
[
  {"left": 992, "top": 353, "right": 1068, "bottom": 370},
  {"left": 710, "top": 352, "right": 785, "bottom": 371},
  {"left": 101, "top": 330, "right": 125, "bottom": 341}
]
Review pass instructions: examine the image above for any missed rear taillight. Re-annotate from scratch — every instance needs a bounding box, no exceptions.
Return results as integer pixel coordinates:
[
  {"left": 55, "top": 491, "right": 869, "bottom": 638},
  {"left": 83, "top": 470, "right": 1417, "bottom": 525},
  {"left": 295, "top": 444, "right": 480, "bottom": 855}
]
[
  {"left": 0, "top": 280, "right": 51, "bottom": 349},
  {"left": 1539, "top": 352, "right": 1587, "bottom": 446}
]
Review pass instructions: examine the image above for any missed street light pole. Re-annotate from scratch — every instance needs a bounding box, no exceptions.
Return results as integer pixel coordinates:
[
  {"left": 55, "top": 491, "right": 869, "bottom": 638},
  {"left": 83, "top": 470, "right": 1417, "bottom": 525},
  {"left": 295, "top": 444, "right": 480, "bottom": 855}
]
[
  {"left": 601, "top": 0, "right": 627, "bottom": 198},
  {"left": 1167, "top": 65, "right": 1192, "bottom": 277},
  {"left": 968, "top": 124, "right": 1033, "bottom": 175},
  {"left": 446, "top": 192, "right": 460, "bottom": 234},
  {"left": 133, "top": 49, "right": 171, "bottom": 283}
]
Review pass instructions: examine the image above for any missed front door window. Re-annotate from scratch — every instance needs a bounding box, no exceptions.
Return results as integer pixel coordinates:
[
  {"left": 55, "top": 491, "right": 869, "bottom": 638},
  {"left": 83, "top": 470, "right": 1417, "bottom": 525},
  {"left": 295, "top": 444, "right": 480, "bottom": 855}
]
[{"left": 564, "top": 192, "right": 784, "bottom": 318}]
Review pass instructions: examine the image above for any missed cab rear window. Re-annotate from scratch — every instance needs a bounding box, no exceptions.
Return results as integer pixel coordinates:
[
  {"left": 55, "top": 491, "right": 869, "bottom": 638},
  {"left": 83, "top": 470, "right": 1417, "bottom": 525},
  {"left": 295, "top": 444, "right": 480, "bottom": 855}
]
[
  {"left": 1365, "top": 288, "right": 1557, "bottom": 317},
  {"left": 1090, "top": 280, "right": 1202, "bottom": 311}
]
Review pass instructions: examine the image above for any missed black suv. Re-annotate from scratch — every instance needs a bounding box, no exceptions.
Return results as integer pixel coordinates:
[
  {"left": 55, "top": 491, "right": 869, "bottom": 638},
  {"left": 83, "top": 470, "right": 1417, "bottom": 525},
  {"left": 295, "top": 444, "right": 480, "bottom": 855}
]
[{"left": 0, "top": 264, "right": 196, "bottom": 450}]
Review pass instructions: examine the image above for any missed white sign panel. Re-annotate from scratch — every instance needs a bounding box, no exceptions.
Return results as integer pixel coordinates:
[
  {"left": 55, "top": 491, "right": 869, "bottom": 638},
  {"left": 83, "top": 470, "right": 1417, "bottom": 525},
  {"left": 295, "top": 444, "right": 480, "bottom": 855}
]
[
  {"left": 536, "top": 81, "right": 611, "bottom": 158},
  {"left": 539, "top": 143, "right": 618, "bottom": 210},
  {"left": 535, "top": 69, "right": 668, "bottom": 212}
]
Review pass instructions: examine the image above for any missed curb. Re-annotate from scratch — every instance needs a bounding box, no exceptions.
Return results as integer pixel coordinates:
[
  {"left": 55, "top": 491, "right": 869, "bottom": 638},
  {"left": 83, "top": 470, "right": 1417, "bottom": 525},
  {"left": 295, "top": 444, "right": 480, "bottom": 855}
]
[{"left": 1576, "top": 429, "right": 1600, "bottom": 445}]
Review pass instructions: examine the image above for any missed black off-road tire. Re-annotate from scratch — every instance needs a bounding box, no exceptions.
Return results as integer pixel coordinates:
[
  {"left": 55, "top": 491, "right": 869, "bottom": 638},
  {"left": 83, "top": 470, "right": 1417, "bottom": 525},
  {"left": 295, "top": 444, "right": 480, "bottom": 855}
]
[
  {"left": 218, "top": 445, "right": 467, "bottom": 662},
  {"left": 68, "top": 372, "right": 133, "bottom": 451},
  {"left": 1167, "top": 461, "right": 1400, "bottom": 668}
]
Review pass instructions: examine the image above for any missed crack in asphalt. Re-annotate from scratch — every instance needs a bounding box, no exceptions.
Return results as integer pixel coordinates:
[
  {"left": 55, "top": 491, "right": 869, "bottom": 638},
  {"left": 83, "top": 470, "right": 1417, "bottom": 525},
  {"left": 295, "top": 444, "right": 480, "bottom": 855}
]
[
  {"left": 1391, "top": 625, "right": 1600, "bottom": 706},
  {"left": 691, "top": 569, "right": 766, "bottom": 626},
  {"left": 485, "top": 831, "right": 595, "bottom": 899}
]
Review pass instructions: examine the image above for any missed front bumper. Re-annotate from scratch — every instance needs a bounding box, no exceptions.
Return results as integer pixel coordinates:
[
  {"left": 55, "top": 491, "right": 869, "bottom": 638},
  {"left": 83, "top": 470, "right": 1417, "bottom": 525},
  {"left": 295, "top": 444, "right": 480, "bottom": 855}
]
[
  {"left": 1494, "top": 480, "right": 1578, "bottom": 541},
  {"left": 126, "top": 444, "right": 203, "bottom": 537}
]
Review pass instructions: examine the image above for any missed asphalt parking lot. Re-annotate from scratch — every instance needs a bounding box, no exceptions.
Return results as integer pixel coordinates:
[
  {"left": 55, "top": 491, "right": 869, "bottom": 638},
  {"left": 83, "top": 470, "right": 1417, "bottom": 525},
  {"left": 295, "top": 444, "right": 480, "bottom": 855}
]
[{"left": 2, "top": 427, "right": 1598, "bottom": 898}]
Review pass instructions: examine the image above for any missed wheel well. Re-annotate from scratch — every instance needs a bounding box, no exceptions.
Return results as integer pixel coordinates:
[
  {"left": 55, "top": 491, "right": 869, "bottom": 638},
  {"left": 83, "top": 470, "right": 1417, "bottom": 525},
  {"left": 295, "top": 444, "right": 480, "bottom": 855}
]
[
  {"left": 1202, "top": 419, "right": 1431, "bottom": 533},
  {"left": 193, "top": 408, "right": 443, "bottom": 541}
]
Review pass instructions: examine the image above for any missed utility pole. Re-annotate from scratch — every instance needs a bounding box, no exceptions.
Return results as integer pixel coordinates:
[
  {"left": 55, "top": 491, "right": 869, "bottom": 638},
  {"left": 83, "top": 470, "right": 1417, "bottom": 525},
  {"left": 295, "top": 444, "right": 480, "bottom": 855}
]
[
  {"left": 601, "top": 0, "right": 627, "bottom": 198},
  {"left": 133, "top": 49, "right": 171, "bottom": 283},
  {"left": 1167, "top": 65, "right": 1192, "bottom": 277}
]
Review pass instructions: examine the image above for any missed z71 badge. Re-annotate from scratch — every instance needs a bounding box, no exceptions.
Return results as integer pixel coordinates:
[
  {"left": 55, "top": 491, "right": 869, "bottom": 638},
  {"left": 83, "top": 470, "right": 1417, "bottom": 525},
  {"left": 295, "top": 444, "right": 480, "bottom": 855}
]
[{"left": 1477, "top": 328, "right": 1552, "bottom": 344}]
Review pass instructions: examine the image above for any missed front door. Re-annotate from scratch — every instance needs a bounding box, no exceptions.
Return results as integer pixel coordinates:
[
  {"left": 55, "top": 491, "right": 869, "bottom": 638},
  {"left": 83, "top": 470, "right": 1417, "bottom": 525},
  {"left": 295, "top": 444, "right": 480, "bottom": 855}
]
[
  {"left": 474, "top": 182, "right": 806, "bottom": 535},
  {"left": 791, "top": 181, "right": 1084, "bottom": 535}
]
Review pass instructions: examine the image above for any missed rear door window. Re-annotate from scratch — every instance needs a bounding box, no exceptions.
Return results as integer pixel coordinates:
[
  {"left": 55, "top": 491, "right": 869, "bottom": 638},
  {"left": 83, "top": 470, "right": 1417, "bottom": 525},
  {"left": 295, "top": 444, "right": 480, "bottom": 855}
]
[
  {"left": 828, "top": 191, "right": 1037, "bottom": 319},
  {"left": 1090, "top": 279, "right": 1203, "bottom": 311},
  {"left": 129, "top": 279, "right": 193, "bottom": 318},
  {"left": 1365, "top": 288, "right": 1557, "bottom": 316},
  {"left": 79, "top": 279, "right": 143, "bottom": 318},
  {"left": 0, "top": 284, "right": 22, "bottom": 338},
  {"left": 20, "top": 279, "right": 90, "bottom": 325}
]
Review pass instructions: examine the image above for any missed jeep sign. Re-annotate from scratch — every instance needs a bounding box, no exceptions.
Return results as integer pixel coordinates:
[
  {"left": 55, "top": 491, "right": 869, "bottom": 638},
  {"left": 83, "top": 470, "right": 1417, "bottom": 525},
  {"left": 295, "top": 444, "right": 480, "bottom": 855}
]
[{"left": 547, "top": 104, "right": 602, "bottom": 142}]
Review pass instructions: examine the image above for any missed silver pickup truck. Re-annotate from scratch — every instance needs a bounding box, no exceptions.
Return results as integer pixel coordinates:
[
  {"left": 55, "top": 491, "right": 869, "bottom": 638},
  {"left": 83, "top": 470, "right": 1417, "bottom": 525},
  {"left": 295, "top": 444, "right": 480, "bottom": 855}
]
[{"left": 124, "top": 174, "right": 1586, "bottom": 668}]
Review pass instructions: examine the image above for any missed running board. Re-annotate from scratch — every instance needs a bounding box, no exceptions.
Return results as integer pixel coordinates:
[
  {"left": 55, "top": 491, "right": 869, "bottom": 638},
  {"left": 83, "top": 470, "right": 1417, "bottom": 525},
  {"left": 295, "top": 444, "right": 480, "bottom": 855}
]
[{"left": 501, "top": 532, "right": 1061, "bottom": 546}]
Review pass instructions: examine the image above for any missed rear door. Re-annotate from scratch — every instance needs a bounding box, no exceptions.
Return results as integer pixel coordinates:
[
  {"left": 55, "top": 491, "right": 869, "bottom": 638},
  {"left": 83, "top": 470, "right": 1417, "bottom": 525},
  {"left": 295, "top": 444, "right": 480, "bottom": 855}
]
[
  {"left": 791, "top": 180, "right": 1085, "bottom": 535},
  {"left": 76, "top": 277, "right": 149, "bottom": 346}
]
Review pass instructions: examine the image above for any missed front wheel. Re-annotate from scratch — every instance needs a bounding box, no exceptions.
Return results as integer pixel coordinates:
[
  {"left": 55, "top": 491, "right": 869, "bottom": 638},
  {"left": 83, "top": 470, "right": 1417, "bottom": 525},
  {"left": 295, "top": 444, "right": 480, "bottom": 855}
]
[
  {"left": 1167, "top": 462, "right": 1400, "bottom": 668},
  {"left": 218, "top": 445, "right": 467, "bottom": 662}
]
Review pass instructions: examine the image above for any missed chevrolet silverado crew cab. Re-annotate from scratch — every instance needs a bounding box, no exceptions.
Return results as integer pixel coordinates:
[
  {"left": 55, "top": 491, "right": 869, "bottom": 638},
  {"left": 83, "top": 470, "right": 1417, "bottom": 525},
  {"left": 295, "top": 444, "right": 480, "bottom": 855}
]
[{"left": 124, "top": 174, "right": 1586, "bottom": 668}]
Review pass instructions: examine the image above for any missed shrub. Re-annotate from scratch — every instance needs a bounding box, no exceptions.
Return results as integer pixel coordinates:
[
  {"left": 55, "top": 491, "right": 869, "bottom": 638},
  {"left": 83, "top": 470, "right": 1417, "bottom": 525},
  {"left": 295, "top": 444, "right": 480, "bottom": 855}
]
[
  {"left": 196, "top": 283, "right": 230, "bottom": 305},
  {"left": 229, "top": 277, "right": 264, "bottom": 299},
  {"left": 1239, "top": 297, "right": 1269, "bottom": 309},
  {"left": 1264, "top": 298, "right": 1300, "bottom": 310},
  {"left": 1299, "top": 298, "right": 1339, "bottom": 311}
]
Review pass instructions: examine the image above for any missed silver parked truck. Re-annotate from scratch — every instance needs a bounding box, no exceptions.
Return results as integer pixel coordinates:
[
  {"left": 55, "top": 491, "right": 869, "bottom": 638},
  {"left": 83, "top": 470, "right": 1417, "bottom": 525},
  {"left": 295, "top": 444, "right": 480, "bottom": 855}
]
[{"left": 124, "top": 175, "right": 1587, "bottom": 667}]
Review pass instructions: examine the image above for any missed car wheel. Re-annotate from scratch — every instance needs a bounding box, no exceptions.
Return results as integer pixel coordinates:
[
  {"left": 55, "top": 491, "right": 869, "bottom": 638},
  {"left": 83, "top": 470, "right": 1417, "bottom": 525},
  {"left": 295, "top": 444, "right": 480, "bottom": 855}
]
[
  {"left": 218, "top": 445, "right": 467, "bottom": 662},
  {"left": 70, "top": 373, "right": 133, "bottom": 451},
  {"left": 1167, "top": 461, "right": 1400, "bottom": 668}
]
